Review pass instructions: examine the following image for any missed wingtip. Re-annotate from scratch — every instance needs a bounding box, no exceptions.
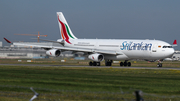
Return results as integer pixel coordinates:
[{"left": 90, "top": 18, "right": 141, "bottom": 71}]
[{"left": 4, "top": 38, "right": 12, "bottom": 43}]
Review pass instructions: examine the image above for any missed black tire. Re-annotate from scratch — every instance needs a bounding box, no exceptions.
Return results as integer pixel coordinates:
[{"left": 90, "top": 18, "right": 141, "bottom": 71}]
[
  {"left": 105, "top": 62, "right": 112, "bottom": 66},
  {"left": 157, "top": 64, "right": 159, "bottom": 67},
  {"left": 160, "top": 64, "right": 162, "bottom": 67},
  {"left": 127, "top": 62, "right": 131, "bottom": 67},
  {"left": 89, "top": 61, "right": 93, "bottom": 66},
  {"left": 120, "top": 62, "right": 124, "bottom": 66},
  {"left": 93, "top": 62, "right": 97, "bottom": 66},
  {"left": 124, "top": 62, "right": 127, "bottom": 66},
  {"left": 97, "top": 62, "right": 100, "bottom": 66},
  {"left": 105, "top": 62, "right": 108, "bottom": 66},
  {"left": 157, "top": 63, "right": 162, "bottom": 67},
  {"left": 109, "top": 62, "right": 112, "bottom": 66},
  {"left": 105, "top": 61, "right": 109, "bottom": 66}
]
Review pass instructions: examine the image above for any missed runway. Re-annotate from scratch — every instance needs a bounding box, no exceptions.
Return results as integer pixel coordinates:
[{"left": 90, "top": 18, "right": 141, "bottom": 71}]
[{"left": 0, "top": 64, "right": 180, "bottom": 70}]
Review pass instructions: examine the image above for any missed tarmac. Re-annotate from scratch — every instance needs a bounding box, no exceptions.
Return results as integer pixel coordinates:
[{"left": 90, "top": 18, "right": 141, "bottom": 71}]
[{"left": 0, "top": 64, "right": 180, "bottom": 70}]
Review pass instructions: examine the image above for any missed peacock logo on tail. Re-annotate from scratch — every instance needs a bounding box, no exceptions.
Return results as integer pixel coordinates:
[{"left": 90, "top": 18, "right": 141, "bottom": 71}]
[{"left": 57, "top": 15, "right": 76, "bottom": 44}]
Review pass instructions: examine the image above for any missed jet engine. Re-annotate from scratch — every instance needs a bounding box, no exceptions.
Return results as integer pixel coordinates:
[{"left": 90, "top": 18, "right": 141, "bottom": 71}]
[
  {"left": 46, "top": 49, "right": 61, "bottom": 57},
  {"left": 88, "top": 53, "right": 104, "bottom": 62}
]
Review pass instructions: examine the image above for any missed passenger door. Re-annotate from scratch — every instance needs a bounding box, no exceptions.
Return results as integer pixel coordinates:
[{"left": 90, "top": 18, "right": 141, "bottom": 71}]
[{"left": 152, "top": 43, "right": 157, "bottom": 52}]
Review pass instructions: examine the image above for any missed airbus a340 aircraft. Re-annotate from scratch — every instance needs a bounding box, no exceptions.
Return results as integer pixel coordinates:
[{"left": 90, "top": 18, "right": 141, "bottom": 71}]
[{"left": 4, "top": 12, "right": 177, "bottom": 67}]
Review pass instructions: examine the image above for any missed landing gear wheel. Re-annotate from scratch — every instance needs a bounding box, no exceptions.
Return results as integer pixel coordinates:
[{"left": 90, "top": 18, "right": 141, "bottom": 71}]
[
  {"left": 89, "top": 61, "right": 100, "bottom": 66},
  {"left": 120, "top": 62, "right": 124, "bottom": 66},
  {"left": 105, "top": 62, "right": 111, "bottom": 66},
  {"left": 109, "top": 62, "right": 112, "bottom": 66},
  {"left": 157, "top": 63, "right": 162, "bottom": 67},
  {"left": 124, "top": 62, "right": 127, "bottom": 66},
  {"left": 127, "top": 62, "right": 131, "bottom": 67},
  {"left": 93, "top": 61, "right": 97, "bottom": 66},
  {"left": 105, "top": 60, "right": 112, "bottom": 66},
  {"left": 89, "top": 61, "right": 93, "bottom": 66},
  {"left": 97, "top": 62, "right": 100, "bottom": 66},
  {"left": 120, "top": 61, "right": 131, "bottom": 67}
]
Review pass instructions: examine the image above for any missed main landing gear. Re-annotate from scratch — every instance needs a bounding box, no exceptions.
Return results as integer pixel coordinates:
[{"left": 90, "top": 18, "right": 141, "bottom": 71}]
[
  {"left": 89, "top": 61, "right": 100, "bottom": 66},
  {"left": 89, "top": 60, "right": 132, "bottom": 67},
  {"left": 105, "top": 60, "right": 112, "bottom": 66},
  {"left": 120, "top": 60, "right": 131, "bottom": 67},
  {"left": 89, "top": 60, "right": 112, "bottom": 66}
]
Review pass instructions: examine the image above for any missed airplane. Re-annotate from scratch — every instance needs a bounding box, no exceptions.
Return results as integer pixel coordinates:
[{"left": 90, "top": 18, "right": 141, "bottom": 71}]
[{"left": 4, "top": 12, "right": 177, "bottom": 67}]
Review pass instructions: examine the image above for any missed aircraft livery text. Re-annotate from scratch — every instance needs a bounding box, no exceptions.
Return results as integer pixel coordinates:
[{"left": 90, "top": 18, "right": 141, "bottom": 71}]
[{"left": 120, "top": 41, "right": 152, "bottom": 51}]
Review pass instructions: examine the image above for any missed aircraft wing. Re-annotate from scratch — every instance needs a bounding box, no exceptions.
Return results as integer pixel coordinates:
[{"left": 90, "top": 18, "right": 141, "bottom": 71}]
[
  {"left": 56, "top": 47, "right": 123, "bottom": 55},
  {"left": 13, "top": 42, "right": 123, "bottom": 55}
]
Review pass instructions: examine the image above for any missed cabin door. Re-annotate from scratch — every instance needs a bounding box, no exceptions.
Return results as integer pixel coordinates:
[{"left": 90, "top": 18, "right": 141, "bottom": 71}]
[{"left": 152, "top": 43, "right": 157, "bottom": 52}]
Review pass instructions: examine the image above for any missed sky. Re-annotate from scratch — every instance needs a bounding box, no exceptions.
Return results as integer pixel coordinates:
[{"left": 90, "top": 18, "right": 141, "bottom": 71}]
[{"left": 0, "top": 0, "right": 180, "bottom": 49}]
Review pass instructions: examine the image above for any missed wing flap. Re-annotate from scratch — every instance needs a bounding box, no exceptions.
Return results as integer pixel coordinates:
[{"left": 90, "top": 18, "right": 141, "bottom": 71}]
[
  {"left": 13, "top": 42, "right": 122, "bottom": 55},
  {"left": 13, "top": 43, "right": 53, "bottom": 48},
  {"left": 56, "top": 47, "right": 122, "bottom": 55}
]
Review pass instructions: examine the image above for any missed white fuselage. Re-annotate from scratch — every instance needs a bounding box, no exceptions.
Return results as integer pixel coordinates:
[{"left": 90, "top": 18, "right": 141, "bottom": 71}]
[{"left": 64, "top": 39, "right": 174, "bottom": 60}]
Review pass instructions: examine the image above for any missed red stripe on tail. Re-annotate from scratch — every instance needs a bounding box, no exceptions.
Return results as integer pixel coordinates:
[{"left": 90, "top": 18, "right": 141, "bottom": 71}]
[
  {"left": 173, "top": 40, "right": 177, "bottom": 45},
  {"left": 57, "top": 15, "right": 71, "bottom": 44}
]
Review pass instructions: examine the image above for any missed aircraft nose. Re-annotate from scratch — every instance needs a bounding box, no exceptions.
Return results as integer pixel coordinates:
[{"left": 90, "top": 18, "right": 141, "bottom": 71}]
[{"left": 166, "top": 48, "right": 175, "bottom": 58}]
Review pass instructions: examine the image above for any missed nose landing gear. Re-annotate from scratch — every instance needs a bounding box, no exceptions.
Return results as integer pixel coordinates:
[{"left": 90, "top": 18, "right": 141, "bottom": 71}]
[
  {"left": 157, "top": 60, "right": 163, "bottom": 67},
  {"left": 157, "top": 63, "right": 162, "bottom": 67}
]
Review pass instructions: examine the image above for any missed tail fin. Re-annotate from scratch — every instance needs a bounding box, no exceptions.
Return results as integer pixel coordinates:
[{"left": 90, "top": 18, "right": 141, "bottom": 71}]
[
  {"left": 57, "top": 12, "right": 77, "bottom": 42},
  {"left": 173, "top": 40, "right": 177, "bottom": 45},
  {"left": 172, "top": 39, "right": 177, "bottom": 47}
]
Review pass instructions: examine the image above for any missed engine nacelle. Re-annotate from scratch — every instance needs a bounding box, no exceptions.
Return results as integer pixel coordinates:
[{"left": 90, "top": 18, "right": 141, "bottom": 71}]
[
  {"left": 88, "top": 53, "right": 104, "bottom": 62},
  {"left": 46, "top": 49, "right": 61, "bottom": 57}
]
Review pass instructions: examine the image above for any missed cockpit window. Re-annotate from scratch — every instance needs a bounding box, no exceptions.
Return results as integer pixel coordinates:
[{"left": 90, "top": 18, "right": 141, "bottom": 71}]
[{"left": 163, "top": 46, "right": 172, "bottom": 48}]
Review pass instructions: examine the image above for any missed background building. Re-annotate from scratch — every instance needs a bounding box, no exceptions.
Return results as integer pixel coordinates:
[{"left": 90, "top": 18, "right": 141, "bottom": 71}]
[
  {"left": 0, "top": 47, "right": 47, "bottom": 59},
  {"left": 0, "top": 42, "right": 75, "bottom": 59}
]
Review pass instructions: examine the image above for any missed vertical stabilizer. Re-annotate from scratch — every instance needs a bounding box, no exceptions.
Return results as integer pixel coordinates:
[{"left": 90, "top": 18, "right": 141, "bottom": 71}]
[{"left": 57, "top": 12, "right": 77, "bottom": 44}]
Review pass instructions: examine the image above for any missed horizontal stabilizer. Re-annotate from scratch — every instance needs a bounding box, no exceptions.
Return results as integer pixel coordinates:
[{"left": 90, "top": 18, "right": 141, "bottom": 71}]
[{"left": 4, "top": 38, "right": 12, "bottom": 43}]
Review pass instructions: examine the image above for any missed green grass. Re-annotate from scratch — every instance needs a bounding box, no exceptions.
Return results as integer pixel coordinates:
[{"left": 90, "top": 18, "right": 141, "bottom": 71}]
[
  {"left": 1, "top": 58, "right": 180, "bottom": 67},
  {"left": 0, "top": 65, "right": 180, "bottom": 100}
]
